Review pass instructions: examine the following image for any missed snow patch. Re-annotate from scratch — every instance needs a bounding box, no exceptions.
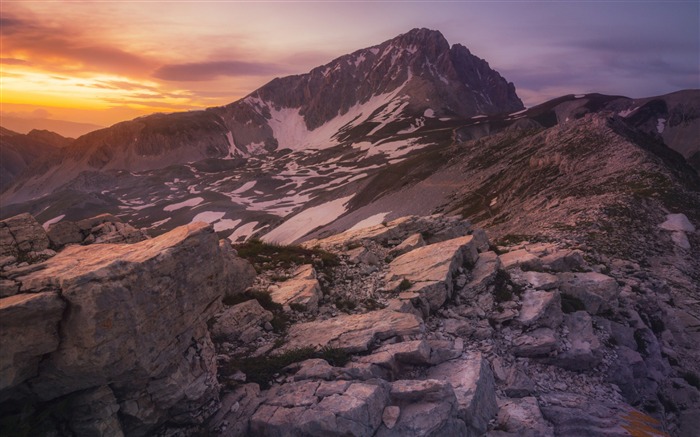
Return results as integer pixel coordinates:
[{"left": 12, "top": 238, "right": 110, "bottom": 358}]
[
  {"left": 163, "top": 197, "right": 204, "bottom": 212},
  {"left": 232, "top": 181, "right": 256, "bottom": 194},
  {"left": 214, "top": 218, "right": 242, "bottom": 232},
  {"left": 42, "top": 214, "right": 65, "bottom": 229},
  {"left": 348, "top": 212, "right": 390, "bottom": 232},
  {"left": 656, "top": 118, "right": 666, "bottom": 134},
  {"left": 574, "top": 94, "right": 586, "bottom": 98},
  {"left": 228, "top": 222, "right": 260, "bottom": 243},
  {"left": 659, "top": 213, "right": 695, "bottom": 232},
  {"left": 150, "top": 218, "right": 171, "bottom": 228},
  {"left": 618, "top": 107, "right": 638, "bottom": 118},
  {"left": 262, "top": 195, "right": 354, "bottom": 245},
  {"left": 423, "top": 108, "right": 435, "bottom": 118},
  {"left": 191, "top": 211, "right": 226, "bottom": 224}
]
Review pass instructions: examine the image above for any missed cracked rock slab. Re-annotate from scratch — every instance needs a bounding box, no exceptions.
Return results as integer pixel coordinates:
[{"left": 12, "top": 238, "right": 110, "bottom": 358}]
[
  {"left": 281, "top": 308, "right": 423, "bottom": 354},
  {"left": 387, "top": 235, "right": 478, "bottom": 313}
]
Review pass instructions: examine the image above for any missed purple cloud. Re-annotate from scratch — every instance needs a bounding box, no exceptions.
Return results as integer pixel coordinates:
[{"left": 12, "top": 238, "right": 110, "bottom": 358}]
[{"left": 153, "top": 60, "right": 287, "bottom": 81}]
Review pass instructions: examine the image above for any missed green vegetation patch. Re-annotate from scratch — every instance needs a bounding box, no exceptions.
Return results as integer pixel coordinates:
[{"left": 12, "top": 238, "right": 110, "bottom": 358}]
[
  {"left": 222, "top": 346, "right": 350, "bottom": 389},
  {"left": 234, "top": 239, "right": 340, "bottom": 273}
]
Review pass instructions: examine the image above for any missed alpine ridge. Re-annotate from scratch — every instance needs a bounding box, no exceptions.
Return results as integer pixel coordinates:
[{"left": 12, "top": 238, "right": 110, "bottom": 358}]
[
  {"left": 1, "top": 27, "right": 699, "bottom": 437},
  {"left": 1, "top": 28, "right": 522, "bottom": 204}
]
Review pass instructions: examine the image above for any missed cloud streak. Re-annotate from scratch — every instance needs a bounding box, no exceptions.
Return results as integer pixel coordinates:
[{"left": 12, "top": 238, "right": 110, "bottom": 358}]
[{"left": 153, "top": 60, "right": 288, "bottom": 81}]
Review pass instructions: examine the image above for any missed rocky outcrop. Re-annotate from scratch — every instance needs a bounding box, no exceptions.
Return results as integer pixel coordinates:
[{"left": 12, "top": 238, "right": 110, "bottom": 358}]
[
  {"left": 283, "top": 308, "right": 423, "bottom": 353},
  {"left": 0, "top": 213, "right": 53, "bottom": 266},
  {"left": 0, "top": 292, "right": 65, "bottom": 390},
  {"left": 387, "top": 235, "right": 478, "bottom": 315},
  {"left": 46, "top": 213, "right": 148, "bottom": 249},
  {"left": 268, "top": 264, "right": 322, "bottom": 313},
  {"left": 0, "top": 220, "right": 252, "bottom": 435}
]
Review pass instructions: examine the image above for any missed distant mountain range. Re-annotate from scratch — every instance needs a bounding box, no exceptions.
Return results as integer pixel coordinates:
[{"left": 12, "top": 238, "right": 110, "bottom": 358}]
[{"left": 0, "top": 28, "right": 698, "bottom": 247}]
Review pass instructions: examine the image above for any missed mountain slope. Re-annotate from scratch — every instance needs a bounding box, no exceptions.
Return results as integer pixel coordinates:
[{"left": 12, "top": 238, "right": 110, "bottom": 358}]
[
  {"left": 2, "top": 28, "right": 522, "bottom": 205},
  {"left": 0, "top": 127, "right": 71, "bottom": 192}
]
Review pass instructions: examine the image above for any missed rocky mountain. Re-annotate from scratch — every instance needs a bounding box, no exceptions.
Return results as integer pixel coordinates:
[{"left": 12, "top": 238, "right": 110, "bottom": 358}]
[
  {"left": 2, "top": 28, "right": 522, "bottom": 205},
  {"left": 0, "top": 127, "right": 71, "bottom": 192},
  {"left": 0, "top": 27, "right": 699, "bottom": 437}
]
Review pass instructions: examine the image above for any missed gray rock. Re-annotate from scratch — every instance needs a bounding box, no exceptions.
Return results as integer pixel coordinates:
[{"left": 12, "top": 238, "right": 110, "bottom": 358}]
[
  {"left": 269, "top": 264, "right": 322, "bottom": 313},
  {"left": 219, "top": 240, "right": 256, "bottom": 298},
  {"left": 250, "top": 381, "right": 388, "bottom": 437},
  {"left": 495, "top": 397, "right": 553, "bottom": 436},
  {"left": 539, "top": 392, "right": 667, "bottom": 437},
  {"left": 282, "top": 308, "right": 423, "bottom": 353},
  {"left": 47, "top": 221, "right": 83, "bottom": 248},
  {"left": 0, "top": 213, "right": 51, "bottom": 263},
  {"left": 463, "top": 251, "right": 501, "bottom": 298},
  {"left": 499, "top": 249, "right": 542, "bottom": 271},
  {"left": 512, "top": 328, "right": 558, "bottom": 357},
  {"left": 552, "top": 311, "right": 602, "bottom": 370},
  {"left": 210, "top": 299, "right": 273, "bottom": 343},
  {"left": 520, "top": 271, "right": 559, "bottom": 290},
  {"left": 13, "top": 223, "right": 233, "bottom": 433},
  {"left": 558, "top": 272, "right": 619, "bottom": 314},
  {"left": 517, "top": 289, "right": 563, "bottom": 329},
  {"left": 0, "top": 292, "right": 65, "bottom": 390},
  {"left": 68, "top": 385, "right": 124, "bottom": 437},
  {"left": 425, "top": 352, "right": 498, "bottom": 434},
  {"left": 540, "top": 249, "right": 585, "bottom": 272},
  {"left": 391, "top": 233, "right": 426, "bottom": 256},
  {"left": 377, "top": 379, "right": 467, "bottom": 437},
  {"left": 382, "top": 405, "right": 400, "bottom": 429},
  {"left": 503, "top": 369, "right": 536, "bottom": 398},
  {"left": 387, "top": 235, "right": 479, "bottom": 314},
  {"left": 208, "top": 383, "right": 263, "bottom": 437}
]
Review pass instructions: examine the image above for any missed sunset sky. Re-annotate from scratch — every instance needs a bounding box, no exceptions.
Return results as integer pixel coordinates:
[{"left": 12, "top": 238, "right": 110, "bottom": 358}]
[{"left": 1, "top": 1, "right": 698, "bottom": 137}]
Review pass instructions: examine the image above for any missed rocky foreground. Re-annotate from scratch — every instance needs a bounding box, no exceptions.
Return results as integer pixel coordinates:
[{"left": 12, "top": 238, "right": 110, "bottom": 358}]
[{"left": 1, "top": 213, "right": 698, "bottom": 436}]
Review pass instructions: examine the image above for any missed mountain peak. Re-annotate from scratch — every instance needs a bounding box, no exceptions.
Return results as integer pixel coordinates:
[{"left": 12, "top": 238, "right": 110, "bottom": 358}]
[{"left": 391, "top": 28, "right": 449, "bottom": 51}]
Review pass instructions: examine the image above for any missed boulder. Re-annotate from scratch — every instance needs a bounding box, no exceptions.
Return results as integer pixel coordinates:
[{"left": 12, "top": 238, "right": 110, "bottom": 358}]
[
  {"left": 68, "top": 385, "right": 124, "bottom": 437},
  {"left": 374, "top": 379, "right": 467, "bottom": 436},
  {"left": 519, "top": 271, "right": 559, "bottom": 290},
  {"left": 209, "top": 299, "right": 273, "bottom": 343},
  {"left": 268, "top": 264, "right": 322, "bottom": 313},
  {"left": 208, "top": 383, "right": 263, "bottom": 437},
  {"left": 495, "top": 397, "right": 553, "bottom": 436},
  {"left": 558, "top": 272, "right": 619, "bottom": 314},
  {"left": 425, "top": 352, "right": 498, "bottom": 434},
  {"left": 512, "top": 328, "right": 558, "bottom": 357},
  {"left": 498, "top": 249, "right": 542, "bottom": 271},
  {"left": 282, "top": 308, "right": 423, "bottom": 354},
  {"left": 463, "top": 251, "right": 500, "bottom": 298},
  {"left": 517, "top": 290, "right": 563, "bottom": 329},
  {"left": 0, "top": 213, "right": 52, "bottom": 263},
  {"left": 387, "top": 235, "right": 478, "bottom": 313},
  {"left": 347, "top": 246, "right": 380, "bottom": 265},
  {"left": 540, "top": 250, "right": 585, "bottom": 272},
  {"left": 552, "top": 311, "right": 602, "bottom": 370},
  {"left": 0, "top": 292, "right": 65, "bottom": 391},
  {"left": 219, "top": 240, "right": 257, "bottom": 298},
  {"left": 46, "top": 221, "right": 83, "bottom": 248},
  {"left": 12, "top": 223, "right": 235, "bottom": 434},
  {"left": 391, "top": 233, "right": 426, "bottom": 256},
  {"left": 539, "top": 392, "right": 667, "bottom": 437},
  {"left": 250, "top": 381, "right": 389, "bottom": 437},
  {"left": 47, "top": 214, "right": 148, "bottom": 249}
]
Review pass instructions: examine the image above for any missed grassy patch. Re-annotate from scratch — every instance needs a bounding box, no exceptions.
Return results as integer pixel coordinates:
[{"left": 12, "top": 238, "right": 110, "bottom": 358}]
[
  {"left": 234, "top": 239, "right": 340, "bottom": 273},
  {"left": 398, "top": 278, "right": 413, "bottom": 291},
  {"left": 222, "top": 346, "right": 350, "bottom": 389}
]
